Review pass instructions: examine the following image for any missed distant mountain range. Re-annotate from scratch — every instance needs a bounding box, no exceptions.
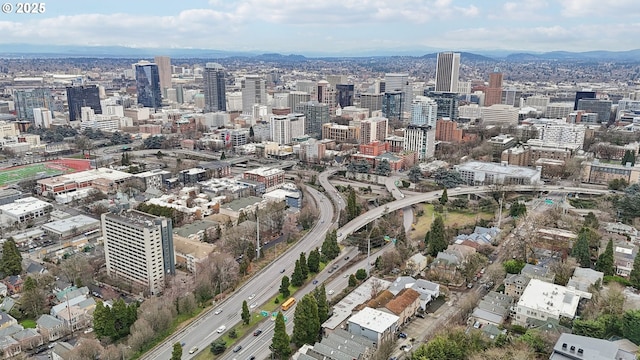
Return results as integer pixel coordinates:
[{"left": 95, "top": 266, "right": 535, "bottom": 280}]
[{"left": 0, "top": 44, "right": 639, "bottom": 61}]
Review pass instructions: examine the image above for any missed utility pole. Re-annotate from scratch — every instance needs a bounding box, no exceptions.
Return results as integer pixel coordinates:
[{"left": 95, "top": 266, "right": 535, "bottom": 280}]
[
  {"left": 367, "top": 236, "right": 371, "bottom": 274},
  {"left": 497, "top": 195, "right": 504, "bottom": 228},
  {"left": 256, "top": 215, "right": 261, "bottom": 259}
]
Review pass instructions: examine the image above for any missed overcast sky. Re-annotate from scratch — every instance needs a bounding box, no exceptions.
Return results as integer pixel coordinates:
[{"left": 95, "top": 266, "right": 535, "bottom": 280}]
[{"left": 0, "top": 0, "right": 638, "bottom": 54}]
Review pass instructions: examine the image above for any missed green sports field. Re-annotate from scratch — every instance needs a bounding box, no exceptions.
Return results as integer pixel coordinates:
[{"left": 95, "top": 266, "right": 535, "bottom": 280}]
[{"left": 0, "top": 164, "right": 64, "bottom": 186}]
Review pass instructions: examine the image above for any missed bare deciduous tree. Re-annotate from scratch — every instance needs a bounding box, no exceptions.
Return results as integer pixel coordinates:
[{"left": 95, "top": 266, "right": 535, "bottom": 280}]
[{"left": 68, "top": 338, "right": 103, "bottom": 360}]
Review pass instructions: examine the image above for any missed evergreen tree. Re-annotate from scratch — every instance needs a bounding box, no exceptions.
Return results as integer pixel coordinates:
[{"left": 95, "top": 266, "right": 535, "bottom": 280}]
[
  {"left": 171, "top": 342, "right": 183, "bottom": 360},
  {"left": 313, "top": 285, "right": 329, "bottom": 324},
  {"left": 408, "top": 166, "right": 422, "bottom": 183},
  {"left": 348, "top": 274, "right": 357, "bottom": 287},
  {"left": 321, "top": 230, "right": 340, "bottom": 260},
  {"left": 346, "top": 188, "right": 359, "bottom": 221},
  {"left": 355, "top": 268, "right": 367, "bottom": 280},
  {"left": 292, "top": 294, "right": 320, "bottom": 347},
  {"left": 426, "top": 215, "right": 447, "bottom": 257},
  {"left": 279, "top": 276, "right": 290, "bottom": 298},
  {"left": 249, "top": 126, "right": 255, "bottom": 138},
  {"left": 220, "top": 151, "right": 226, "bottom": 160},
  {"left": 622, "top": 310, "right": 640, "bottom": 345},
  {"left": 622, "top": 150, "right": 636, "bottom": 166},
  {"left": 299, "top": 252, "right": 309, "bottom": 279},
  {"left": 93, "top": 301, "right": 116, "bottom": 339},
  {"left": 439, "top": 188, "right": 448, "bottom": 205},
  {"left": 307, "top": 248, "right": 320, "bottom": 273},
  {"left": 629, "top": 250, "right": 640, "bottom": 289},
  {"left": 291, "top": 260, "right": 304, "bottom": 287},
  {"left": 596, "top": 239, "right": 615, "bottom": 276},
  {"left": 584, "top": 211, "right": 599, "bottom": 229},
  {"left": 0, "top": 239, "right": 22, "bottom": 276},
  {"left": 571, "top": 232, "right": 592, "bottom": 268},
  {"left": 271, "top": 312, "right": 291, "bottom": 359},
  {"left": 242, "top": 300, "right": 250, "bottom": 325}
]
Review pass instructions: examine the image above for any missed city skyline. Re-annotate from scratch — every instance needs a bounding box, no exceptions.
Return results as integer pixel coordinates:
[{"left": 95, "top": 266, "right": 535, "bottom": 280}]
[{"left": 0, "top": 0, "right": 638, "bottom": 55}]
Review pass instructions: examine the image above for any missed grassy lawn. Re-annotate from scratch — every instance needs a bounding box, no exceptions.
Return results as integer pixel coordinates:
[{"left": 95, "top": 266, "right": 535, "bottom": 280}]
[
  {"left": 20, "top": 319, "right": 36, "bottom": 328},
  {"left": 411, "top": 203, "right": 493, "bottom": 241},
  {"left": 0, "top": 163, "right": 62, "bottom": 185}
]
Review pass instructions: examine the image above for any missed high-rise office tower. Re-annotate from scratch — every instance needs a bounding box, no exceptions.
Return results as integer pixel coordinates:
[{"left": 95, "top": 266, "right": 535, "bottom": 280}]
[
  {"left": 336, "top": 84, "right": 354, "bottom": 108},
  {"left": 33, "top": 108, "right": 53, "bottom": 129},
  {"left": 242, "top": 75, "right": 267, "bottom": 114},
  {"left": 135, "top": 61, "right": 162, "bottom": 109},
  {"left": 295, "top": 101, "right": 329, "bottom": 138},
  {"left": 360, "top": 93, "right": 384, "bottom": 116},
  {"left": 382, "top": 91, "right": 404, "bottom": 121},
  {"left": 385, "top": 73, "right": 411, "bottom": 114},
  {"left": 574, "top": 90, "right": 596, "bottom": 110},
  {"left": 288, "top": 91, "right": 311, "bottom": 111},
  {"left": 203, "top": 63, "right": 227, "bottom": 112},
  {"left": 101, "top": 210, "right": 175, "bottom": 295},
  {"left": 270, "top": 113, "right": 305, "bottom": 145},
  {"left": 154, "top": 56, "right": 172, "bottom": 96},
  {"left": 410, "top": 96, "right": 438, "bottom": 127},
  {"left": 15, "top": 88, "right": 53, "bottom": 122},
  {"left": 424, "top": 91, "right": 459, "bottom": 120},
  {"left": 435, "top": 52, "right": 461, "bottom": 93},
  {"left": 577, "top": 98, "right": 613, "bottom": 123},
  {"left": 67, "top": 85, "right": 101, "bottom": 121},
  {"left": 484, "top": 68, "right": 503, "bottom": 106}
]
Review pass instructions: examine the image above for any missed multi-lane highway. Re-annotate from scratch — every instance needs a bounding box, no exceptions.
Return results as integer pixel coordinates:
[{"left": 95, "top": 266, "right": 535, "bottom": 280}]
[
  {"left": 143, "top": 181, "right": 607, "bottom": 359},
  {"left": 142, "top": 186, "right": 335, "bottom": 360}
]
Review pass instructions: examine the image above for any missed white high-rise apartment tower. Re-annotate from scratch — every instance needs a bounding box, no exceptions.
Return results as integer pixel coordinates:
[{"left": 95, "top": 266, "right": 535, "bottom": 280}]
[
  {"left": 410, "top": 96, "right": 438, "bottom": 127},
  {"left": 435, "top": 52, "right": 461, "bottom": 93}
]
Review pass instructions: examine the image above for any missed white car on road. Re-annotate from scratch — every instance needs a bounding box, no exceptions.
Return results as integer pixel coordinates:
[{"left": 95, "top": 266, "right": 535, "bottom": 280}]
[{"left": 217, "top": 325, "right": 226, "bottom": 333}]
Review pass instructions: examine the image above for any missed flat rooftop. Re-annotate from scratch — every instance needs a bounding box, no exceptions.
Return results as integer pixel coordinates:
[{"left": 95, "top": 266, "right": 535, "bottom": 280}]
[
  {"left": 38, "top": 168, "right": 131, "bottom": 186},
  {"left": 0, "top": 197, "right": 50, "bottom": 216},
  {"left": 323, "top": 277, "right": 391, "bottom": 330},
  {"left": 41, "top": 214, "right": 100, "bottom": 234},
  {"left": 456, "top": 161, "right": 540, "bottom": 177},
  {"left": 518, "top": 279, "right": 588, "bottom": 319},
  {"left": 348, "top": 307, "right": 399, "bottom": 334}
]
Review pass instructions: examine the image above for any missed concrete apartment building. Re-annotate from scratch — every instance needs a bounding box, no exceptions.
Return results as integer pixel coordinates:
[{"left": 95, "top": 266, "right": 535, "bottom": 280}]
[
  {"left": 321, "top": 122, "right": 360, "bottom": 143},
  {"left": 101, "top": 210, "right": 176, "bottom": 295},
  {"left": 581, "top": 159, "right": 640, "bottom": 185},
  {"left": 360, "top": 116, "right": 388, "bottom": 145},
  {"left": 243, "top": 167, "right": 285, "bottom": 193},
  {"left": 403, "top": 124, "right": 436, "bottom": 161},
  {"left": 513, "top": 279, "right": 590, "bottom": 327}
]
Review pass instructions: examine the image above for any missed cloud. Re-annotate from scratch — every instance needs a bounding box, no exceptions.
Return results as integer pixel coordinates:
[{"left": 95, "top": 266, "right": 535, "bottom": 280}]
[{"left": 558, "top": 0, "right": 640, "bottom": 17}]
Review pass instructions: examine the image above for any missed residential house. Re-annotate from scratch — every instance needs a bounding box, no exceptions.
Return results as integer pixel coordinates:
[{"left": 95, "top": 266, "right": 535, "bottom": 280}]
[
  {"left": 388, "top": 276, "right": 440, "bottom": 310},
  {"left": 0, "top": 284, "right": 7, "bottom": 298},
  {"left": 567, "top": 268, "right": 604, "bottom": 292},
  {"left": 3, "top": 276, "right": 23, "bottom": 295},
  {"left": 469, "top": 292, "right": 513, "bottom": 328},
  {"left": 12, "top": 328, "right": 43, "bottom": 350},
  {"left": 36, "top": 314, "right": 66, "bottom": 342},
  {"left": 405, "top": 253, "right": 427, "bottom": 276},
  {"left": 51, "top": 341, "right": 74, "bottom": 360},
  {"left": 295, "top": 329, "right": 375, "bottom": 360},
  {"left": 0, "top": 324, "right": 22, "bottom": 338},
  {"left": 0, "top": 336, "right": 21, "bottom": 359},
  {"left": 384, "top": 288, "right": 421, "bottom": 325},
  {"left": 455, "top": 226, "right": 500, "bottom": 247},
  {"left": 347, "top": 307, "right": 399, "bottom": 344},
  {"left": 614, "top": 242, "right": 637, "bottom": 277},
  {"left": 550, "top": 333, "right": 637, "bottom": 360},
  {"left": 520, "top": 263, "right": 555, "bottom": 283},
  {"left": 513, "top": 279, "right": 591, "bottom": 327},
  {"left": 0, "top": 298, "right": 14, "bottom": 313},
  {"left": 605, "top": 222, "right": 638, "bottom": 238},
  {"left": 0, "top": 312, "right": 17, "bottom": 330},
  {"left": 504, "top": 274, "right": 530, "bottom": 300}
]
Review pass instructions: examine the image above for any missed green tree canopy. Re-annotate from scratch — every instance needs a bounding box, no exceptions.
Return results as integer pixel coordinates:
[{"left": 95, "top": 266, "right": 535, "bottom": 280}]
[
  {"left": 210, "top": 338, "right": 226, "bottom": 355},
  {"left": 509, "top": 202, "right": 527, "bottom": 218},
  {"left": 584, "top": 211, "right": 599, "bottom": 229},
  {"left": 271, "top": 312, "right": 291, "bottom": 359},
  {"left": 242, "top": 300, "right": 250, "bottom": 325},
  {"left": 171, "top": 342, "right": 183, "bottom": 360},
  {"left": 622, "top": 149, "right": 636, "bottom": 167},
  {"left": 0, "top": 239, "right": 22, "bottom": 276},
  {"left": 629, "top": 252, "right": 640, "bottom": 289},
  {"left": 572, "top": 231, "right": 592, "bottom": 268},
  {"left": 355, "top": 268, "right": 367, "bottom": 280},
  {"left": 279, "top": 276, "right": 290, "bottom": 298},
  {"left": 307, "top": 248, "right": 320, "bottom": 273},
  {"left": 348, "top": 274, "right": 357, "bottom": 287},
  {"left": 622, "top": 310, "right": 640, "bottom": 345},
  {"left": 313, "top": 285, "right": 329, "bottom": 324},
  {"left": 596, "top": 239, "right": 615, "bottom": 276},
  {"left": 503, "top": 259, "right": 526, "bottom": 274},
  {"left": 292, "top": 294, "right": 320, "bottom": 347},
  {"left": 299, "top": 252, "right": 309, "bottom": 279},
  {"left": 291, "top": 260, "right": 305, "bottom": 287},
  {"left": 439, "top": 188, "right": 448, "bottom": 205},
  {"left": 425, "top": 215, "right": 447, "bottom": 257},
  {"left": 408, "top": 166, "right": 422, "bottom": 183},
  {"left": 321, "top": 230, "right": 340, "bottom": 261}
]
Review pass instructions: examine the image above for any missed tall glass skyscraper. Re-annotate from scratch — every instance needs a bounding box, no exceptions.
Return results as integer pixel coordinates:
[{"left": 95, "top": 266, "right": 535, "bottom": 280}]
[
  {"left": 135, "top": 61, "right": 162, "bottom": 109},
  {"left": 15, "top": 88, "right": 53, "bottom": 122},
  {"left": 382, "top": 91, "right": 404, "bottom": 121},
  {"left": 435, "top": 52, "right": 461, "bottom": 93},
  {"left": 67, "top": 85, "right": 101, "bottom": 121},
  {"left": 203, "top": 63, "right": 227, "bottom": 112}
]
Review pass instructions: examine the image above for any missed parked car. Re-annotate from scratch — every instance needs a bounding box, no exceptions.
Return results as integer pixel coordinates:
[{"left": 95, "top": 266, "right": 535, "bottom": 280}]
[
  {"left": 398, "top": 332, "right": 407, "bottom": 339},
  {"left": 416, "top": 313, "right": 425, "bottom": 319},
  {"left": 313, "top": 279, "right": 318, "bottom": 285}
]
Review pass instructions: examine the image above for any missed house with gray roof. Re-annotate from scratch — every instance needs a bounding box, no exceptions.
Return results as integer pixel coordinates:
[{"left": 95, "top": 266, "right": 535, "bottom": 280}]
[
  {"left": 455, "top": 226, "right": 500, "bottom": 246},
  {"left": 0, "top": 335, "right": 21, "bottom": 358},
  {"left": 387, "top": 276, "right": 440, "bottom": 310},
  {"left": 0, "top": 324, "right": 22, "bottom": 338},
  {"left": 468, "top": 292, "right": 513, "bottom": 328},
  {"left": 0, "top": 297, "right": 13, "bottom": 313},
  {"left": 12, "top": 328, "right": 43, "bottom": 350},
  {"left": 51, "top": 341, "right": 74, "bottom": 360},
  {"left": 567, "top": 268, "right": 603, "bottom": 292},
  {"left": 550, "top": 333, "right": 637, "bottom": 360},
  {"left": 0, "top": 311, "right": 17, "bottom": 329},
  {"left": 36, "top": 314, "right": 66, "bottom": 341}
]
